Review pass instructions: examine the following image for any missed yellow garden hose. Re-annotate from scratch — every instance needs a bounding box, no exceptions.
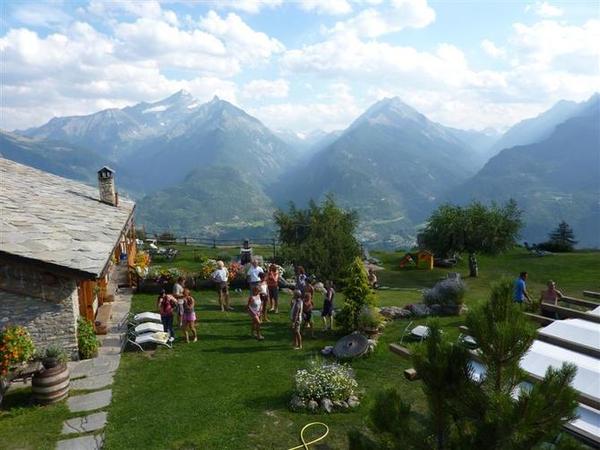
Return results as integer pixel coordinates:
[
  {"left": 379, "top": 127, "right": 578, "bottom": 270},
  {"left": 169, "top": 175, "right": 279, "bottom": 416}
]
[{"left": 287, "top": 422, "right": 330, "bottom": 450}]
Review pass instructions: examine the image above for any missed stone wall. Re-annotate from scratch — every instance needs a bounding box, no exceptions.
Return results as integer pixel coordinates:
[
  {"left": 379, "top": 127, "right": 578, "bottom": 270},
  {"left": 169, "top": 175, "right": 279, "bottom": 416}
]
[{"left": 0, "top": 259, "right": 80, "bottom": 358}]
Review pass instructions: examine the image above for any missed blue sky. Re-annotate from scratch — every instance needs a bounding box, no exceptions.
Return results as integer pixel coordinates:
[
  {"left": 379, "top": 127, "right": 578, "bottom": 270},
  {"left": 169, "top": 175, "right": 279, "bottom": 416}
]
[{"left": 1, "top": 0, "right": 598, "bottom": 133}]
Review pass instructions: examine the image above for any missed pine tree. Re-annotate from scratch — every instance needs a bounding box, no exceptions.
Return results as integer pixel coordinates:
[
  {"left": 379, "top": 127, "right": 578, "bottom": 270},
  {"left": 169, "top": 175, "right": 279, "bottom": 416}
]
[
  {"left": 544, "top": 221, "right": 578, "bottom": 252},
  {"left": 349, "top": 280, "right": 581, "bottom": 450},
  {"left": 337, "top": 257, "right": 377, "bottom": 332}
]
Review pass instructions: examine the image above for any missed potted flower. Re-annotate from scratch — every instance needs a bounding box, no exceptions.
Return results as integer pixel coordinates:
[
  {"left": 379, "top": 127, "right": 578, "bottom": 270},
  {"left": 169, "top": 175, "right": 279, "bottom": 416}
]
[{"left": 38, "top": 345, "right": 69, "bottom": 370}]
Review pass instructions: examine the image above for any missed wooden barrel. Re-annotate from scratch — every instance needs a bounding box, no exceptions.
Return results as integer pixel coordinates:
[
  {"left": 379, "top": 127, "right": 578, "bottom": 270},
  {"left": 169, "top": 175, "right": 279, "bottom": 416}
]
[{"left": 32, "top": 364, "right": 70, "bottom": 404}]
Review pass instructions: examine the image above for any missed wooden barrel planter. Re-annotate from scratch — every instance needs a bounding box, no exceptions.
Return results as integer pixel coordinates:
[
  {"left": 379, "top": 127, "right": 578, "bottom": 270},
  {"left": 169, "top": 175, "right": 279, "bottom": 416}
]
[{"left": 32, "top": 363, "right": 70, "bottom": 404}]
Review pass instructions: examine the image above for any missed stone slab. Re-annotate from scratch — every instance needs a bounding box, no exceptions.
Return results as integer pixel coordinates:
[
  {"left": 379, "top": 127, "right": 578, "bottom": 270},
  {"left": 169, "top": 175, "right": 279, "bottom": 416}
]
[
  {"left": 70, "top": 373, "right": 114, "bottom": 391},
  {"left": 69, "top": 354, "right": 121, "bottom": 378},
  {"left": 62, "top": 411, "right": 107, "bottom": 435},
  {"left": 56, "top": 433, "right": 104, "bottom": 450},
  {"left": 67, "top": 389, "right": 112, "bottom": 413}
]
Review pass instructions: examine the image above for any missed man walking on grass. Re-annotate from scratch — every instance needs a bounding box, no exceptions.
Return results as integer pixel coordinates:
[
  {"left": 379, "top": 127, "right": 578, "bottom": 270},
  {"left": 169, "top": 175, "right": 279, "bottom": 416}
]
[{"left": 514, "top": 271, "right": 531, "bottom": 305}]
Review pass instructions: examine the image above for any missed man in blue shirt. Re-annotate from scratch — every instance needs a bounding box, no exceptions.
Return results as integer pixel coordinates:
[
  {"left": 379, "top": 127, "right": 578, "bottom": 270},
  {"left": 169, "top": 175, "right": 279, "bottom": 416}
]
[{"left": 514, "top": 271, "right": 531, "bottom": 304}]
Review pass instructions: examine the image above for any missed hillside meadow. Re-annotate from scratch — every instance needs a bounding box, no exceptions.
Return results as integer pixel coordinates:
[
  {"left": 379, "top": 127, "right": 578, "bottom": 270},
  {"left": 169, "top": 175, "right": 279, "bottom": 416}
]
[{"left": 1, "top": 247, "right": 598, "bottom": 449}]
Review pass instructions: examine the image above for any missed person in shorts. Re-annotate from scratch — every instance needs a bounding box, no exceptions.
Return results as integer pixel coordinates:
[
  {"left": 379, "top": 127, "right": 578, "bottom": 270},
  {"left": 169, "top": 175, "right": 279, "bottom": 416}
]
[
  {"left": 157, "top": 289, "right": 177, "bottom": 342},
  {"left": 247, "top": 259, "right": 264, "bottom": 291},
  {"left": 290, "top": 291, "right": 303, "bottom": 350},
  {"left": 172, "top": 276, "right": 185, "bottom": 327},
  {"left": 181, "top": 288, "right": 197, "bottom": 343},
  {"left": 212, "top": 261, "right": 232, "bottom": 312},
  {"left": 247, "top": 286, "right": 264, "bottom": 340},
  {"left": 322, "top": 280, "right": 335, "bottom": 331},
  {"left": 302, "top": 291, "right": 314, "bottom": 338},
  {"left": 266, "top": 264, "right": 280, "bottom": 313},
  {"left": 258, "top": 272, "right": 270, "bottom": 322}
]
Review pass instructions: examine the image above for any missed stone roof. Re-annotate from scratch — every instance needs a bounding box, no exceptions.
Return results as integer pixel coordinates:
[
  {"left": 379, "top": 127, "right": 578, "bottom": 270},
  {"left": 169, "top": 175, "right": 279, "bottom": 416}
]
[{"left": 0, "top": 158, "right": 135, "bottom": 278}]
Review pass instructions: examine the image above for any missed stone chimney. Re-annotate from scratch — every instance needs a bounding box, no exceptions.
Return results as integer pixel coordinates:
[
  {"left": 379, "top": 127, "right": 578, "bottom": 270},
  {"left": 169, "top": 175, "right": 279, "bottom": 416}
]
[{"left": 97, "top": 166, "right": 116, "bottom": 206}]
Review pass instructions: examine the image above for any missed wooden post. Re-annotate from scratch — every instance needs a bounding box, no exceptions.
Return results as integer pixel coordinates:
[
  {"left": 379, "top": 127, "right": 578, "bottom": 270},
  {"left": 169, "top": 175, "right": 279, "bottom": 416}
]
[
  {"left": 213, "top": 239, "right": 216, "bottom": 249},
  {"left": 184, "top": 237, "right": 187, "bottom": 246}
]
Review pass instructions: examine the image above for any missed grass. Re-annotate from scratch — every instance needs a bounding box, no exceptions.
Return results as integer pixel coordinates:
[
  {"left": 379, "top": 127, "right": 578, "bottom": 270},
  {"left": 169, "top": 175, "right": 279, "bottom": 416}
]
[{"left": 2, "top": 246, "right": 599, "bottom": 449}]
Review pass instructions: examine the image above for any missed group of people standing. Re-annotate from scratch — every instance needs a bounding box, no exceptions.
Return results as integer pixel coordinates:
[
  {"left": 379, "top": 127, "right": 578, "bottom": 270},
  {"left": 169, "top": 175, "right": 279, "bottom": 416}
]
[
  {"left": 155, "top": 259, "right": 335, "bottom": 349},
  {"left": 157, "top": 276, "right": 197, "bottom": 343}
]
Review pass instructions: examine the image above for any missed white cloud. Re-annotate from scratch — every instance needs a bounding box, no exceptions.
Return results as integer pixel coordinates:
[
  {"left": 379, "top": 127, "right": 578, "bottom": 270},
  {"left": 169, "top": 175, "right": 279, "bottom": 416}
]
[
  {"left": 526, "top": 1, "right": 564, "bottom": 18},
  {"left": 299, "top": 0, "right": 353, "bottom": 15},
  {"left": 199, "top": 11, "right": 285, "bottom": 64},
  {"left": 511, "top": 19, "right": 600, "bottom": 67},
  {"left": 249, "top": 83, "right": 361, "bottom": 132},
  {"left": 481, "top": 39, "right": 506, "bottom": 58},
  {"left": 282, "top": 33, "right": 503, "bottom": 91},
  {"left": 0, "top": 21, "right": 239, "bottom": 130},
  {"left": 242, "top": 79, "right": 289, "bottom": 99},
  {"left": 328, "top": 0, "right": 435, "bottom": 37}
]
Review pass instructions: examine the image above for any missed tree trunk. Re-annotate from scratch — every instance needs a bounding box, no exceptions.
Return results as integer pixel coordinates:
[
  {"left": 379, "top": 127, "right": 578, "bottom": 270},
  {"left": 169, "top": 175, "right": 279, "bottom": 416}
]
[{"left": 468, "top": 253, "right": 478, "bottom": 278}]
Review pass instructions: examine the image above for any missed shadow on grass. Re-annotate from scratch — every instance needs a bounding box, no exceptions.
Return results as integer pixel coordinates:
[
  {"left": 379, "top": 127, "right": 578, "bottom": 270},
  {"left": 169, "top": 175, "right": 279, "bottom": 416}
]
[{"left": 1, "top": 388, "right": 35, "bottom": 412}]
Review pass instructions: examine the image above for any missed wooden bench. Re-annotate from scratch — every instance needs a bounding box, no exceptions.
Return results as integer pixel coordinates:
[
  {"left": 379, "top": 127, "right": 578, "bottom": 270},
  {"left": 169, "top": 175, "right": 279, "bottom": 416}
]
[{"left": 95, "top": 303, "right": 113, "bottom": 335}]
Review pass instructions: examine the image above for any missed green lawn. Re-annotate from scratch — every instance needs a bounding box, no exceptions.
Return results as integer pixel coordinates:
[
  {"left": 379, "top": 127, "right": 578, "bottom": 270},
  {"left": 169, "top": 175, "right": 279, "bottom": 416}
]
[{"left": 2, "top": 247, "right": 598, "bottom": 449}]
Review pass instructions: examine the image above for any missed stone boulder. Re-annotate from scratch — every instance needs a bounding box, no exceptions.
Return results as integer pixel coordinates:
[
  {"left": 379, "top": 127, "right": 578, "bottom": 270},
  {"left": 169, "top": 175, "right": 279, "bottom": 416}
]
[
  {"left": 407, "top": 303, "right": 431, "bottom": 317},
  {"left": 320, "top": 398, "right": 333, "bottom": 413},
  {"left": 307, "top": 400, "right": 319, "bottom": 412},
  {"left": 290, "top": 395, "right": 306, "bottom": 411},
  {"left": 347, "top": 396, "right": 360, "bottom": 408},
  {"left": 379, "top": 306, "right": 411, "bottom": 320}
]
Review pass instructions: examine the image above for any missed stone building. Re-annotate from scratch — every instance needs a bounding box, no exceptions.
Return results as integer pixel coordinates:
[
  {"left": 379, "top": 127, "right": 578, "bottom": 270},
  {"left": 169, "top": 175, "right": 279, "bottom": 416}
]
[{"left": 0, "top": 158, "right": 136, "bottom": 357}]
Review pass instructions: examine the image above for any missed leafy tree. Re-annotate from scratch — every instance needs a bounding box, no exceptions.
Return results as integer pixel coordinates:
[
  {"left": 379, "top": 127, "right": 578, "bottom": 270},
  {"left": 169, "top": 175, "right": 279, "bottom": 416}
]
[
  {"left": 421, "top": 200, "right": 522, "bottom": 277},
  {"left": 337, "top": 257, "right": 377, "bottom": 332},
  {"left": 274, "top": 196, "right": 361, "bottom": 281},
  {"left": 350, "top": 280, "right": 580, "bottom": 450},
  {"left": 539, "top": 221, "right": 578, "bottom": 252}
]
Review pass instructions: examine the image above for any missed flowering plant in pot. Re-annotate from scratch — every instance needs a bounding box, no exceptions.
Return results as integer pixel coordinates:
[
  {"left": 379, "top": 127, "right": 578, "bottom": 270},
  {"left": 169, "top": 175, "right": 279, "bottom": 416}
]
[{"left": 38, "top": 345, "right": 69, "bottom": 369}]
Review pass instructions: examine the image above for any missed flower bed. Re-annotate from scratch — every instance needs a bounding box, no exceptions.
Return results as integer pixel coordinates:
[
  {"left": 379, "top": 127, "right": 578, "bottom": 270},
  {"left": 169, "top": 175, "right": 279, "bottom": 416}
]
[
  {"left": 290, "top": 361, "right": 360, "bottom": 413},
  {"left": 0, "top": 325, "right": 35, "bottom": 379}
]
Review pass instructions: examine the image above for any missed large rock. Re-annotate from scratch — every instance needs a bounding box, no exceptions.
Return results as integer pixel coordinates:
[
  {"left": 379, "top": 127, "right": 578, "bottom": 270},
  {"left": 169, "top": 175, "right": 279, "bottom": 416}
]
[
  {"left": 321, "top": 346, "right": 333, "bottom": 356},
  {"left": 290, "top": 395, "right": 306, "bottom": 411},
  {"left": 307, "top": 400, "right": 319, "bottom": 412},
  {"left": 321, "top": 398, "right": 333, "bottom": 413},
  {"left": 347, "top": 396, "right": 360, "bottom": 408},
  {"left": 379, "top": 306, "right": 411, "bottom": 320},
  {"left": 407, "top": 303, "right": 431, "bottom": 317}
]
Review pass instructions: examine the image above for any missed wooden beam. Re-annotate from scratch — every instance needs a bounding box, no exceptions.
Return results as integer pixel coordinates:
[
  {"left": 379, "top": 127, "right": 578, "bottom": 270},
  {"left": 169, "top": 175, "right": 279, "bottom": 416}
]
[
  {"left": 541, "top": 303, "right": 600, "bottom": 324},
  {"left": 404, "top": 368, "right": 419, "bottom": 381},
  {"left": 389, "top": 343, "right": 412, "bottom": 359},
  {"left": 583, "top": 290, "right": 600, "bottom": 299},
  {"left": 524, "top": 312, "right": 555, "bottom": 326},
  {"left": 560, "top": 296, "right": 600, "bottom": 309}
]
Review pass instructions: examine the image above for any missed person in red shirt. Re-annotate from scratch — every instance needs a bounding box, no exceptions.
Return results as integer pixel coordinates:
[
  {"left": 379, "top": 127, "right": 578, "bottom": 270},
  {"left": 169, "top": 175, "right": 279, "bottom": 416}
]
[{"left": 157, "top": 290, "right": 177, "bottom": 342}]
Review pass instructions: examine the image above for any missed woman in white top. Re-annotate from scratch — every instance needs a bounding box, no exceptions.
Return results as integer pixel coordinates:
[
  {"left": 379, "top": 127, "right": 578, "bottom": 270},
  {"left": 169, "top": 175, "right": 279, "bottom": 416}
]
[
  {"left": 172, "top": 277, "right": 185, "bottom": 327},
  {"left": 211, "top": 260, "right": 232, "bottom": 312},
  {"left": 247, "top": 286, "right": 264, "bottom": 340}
]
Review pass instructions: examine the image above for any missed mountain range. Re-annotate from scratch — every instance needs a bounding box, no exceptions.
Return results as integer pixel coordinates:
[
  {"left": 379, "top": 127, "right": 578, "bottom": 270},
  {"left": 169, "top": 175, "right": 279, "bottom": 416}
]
[{"left": 4, "top": 91, "right": 599, "bottom": 247}]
